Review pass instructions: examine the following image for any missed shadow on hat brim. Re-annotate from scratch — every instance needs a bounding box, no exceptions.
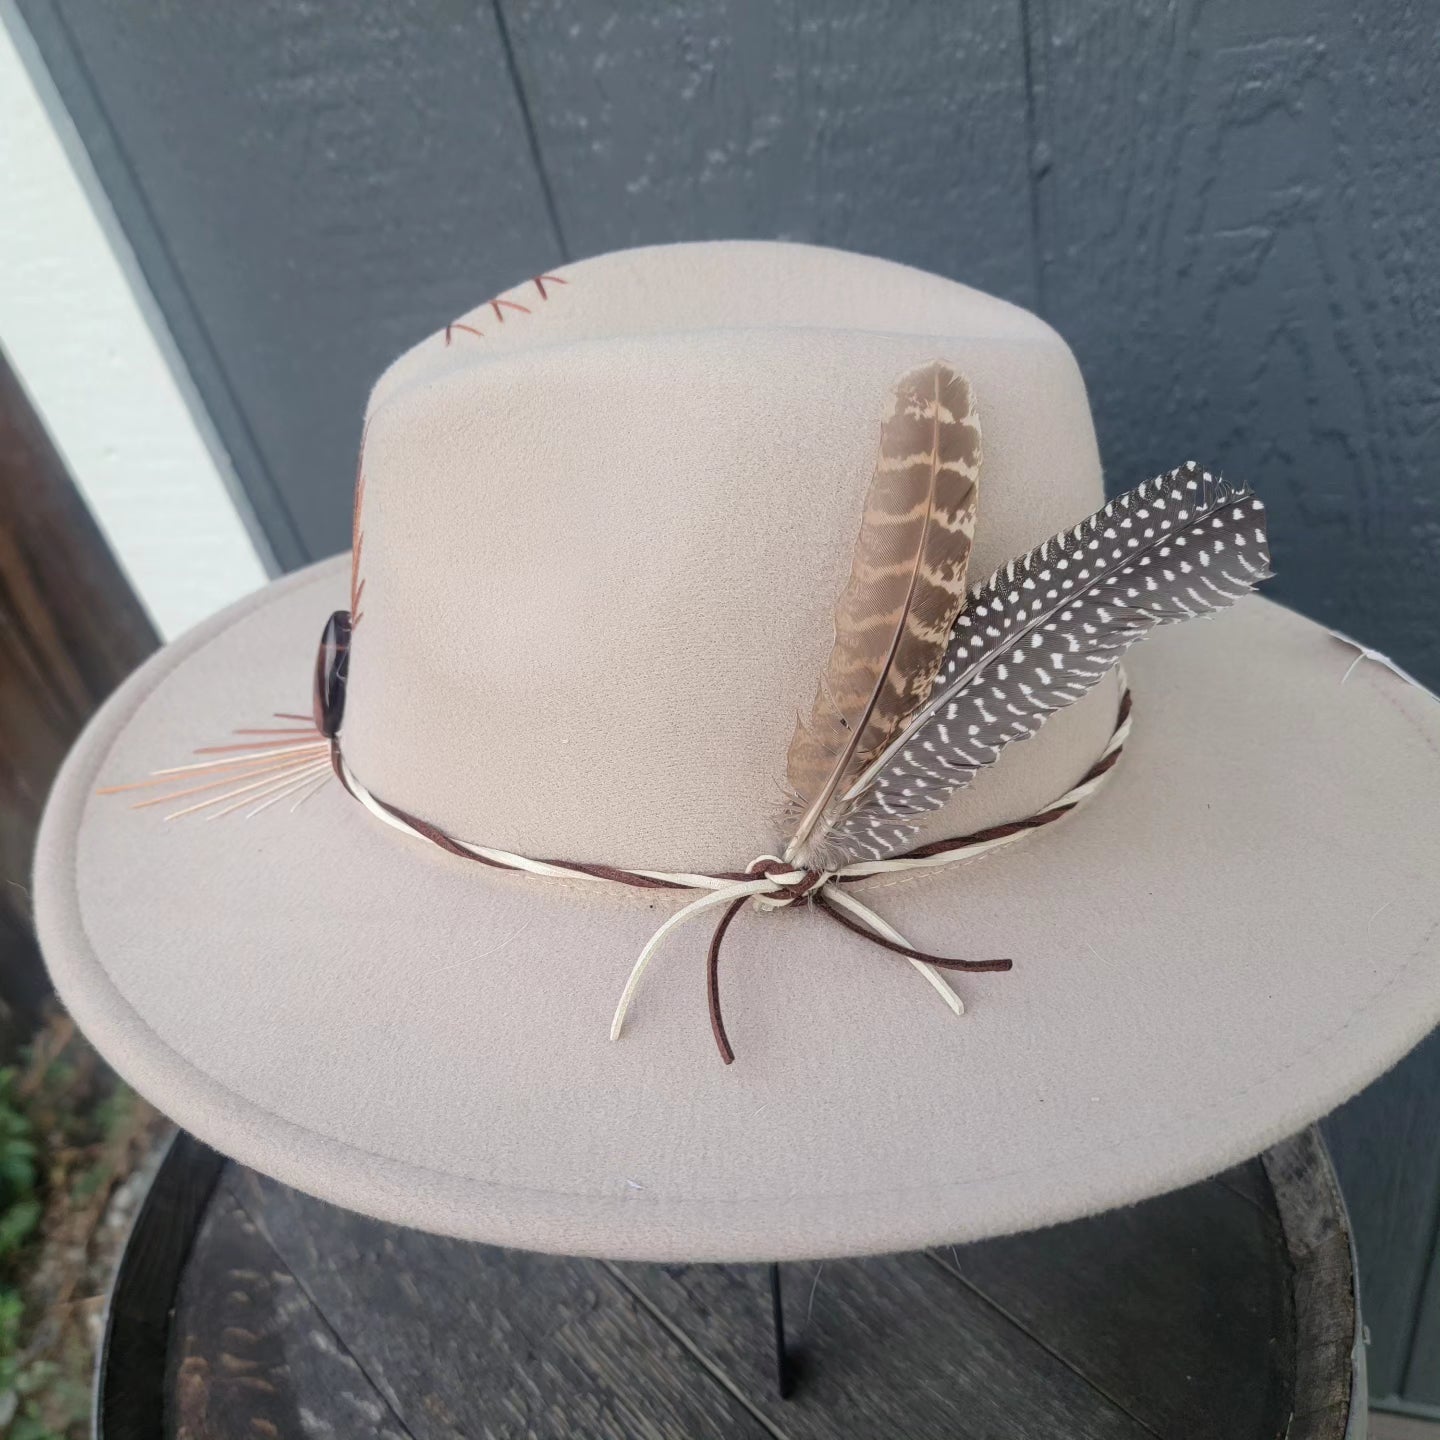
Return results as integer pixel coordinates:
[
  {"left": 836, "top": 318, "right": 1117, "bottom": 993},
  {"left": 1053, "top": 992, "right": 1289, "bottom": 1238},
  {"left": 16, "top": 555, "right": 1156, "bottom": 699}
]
[{"left": 33, "top": 555, "right": 1440, "bottom": 1261}]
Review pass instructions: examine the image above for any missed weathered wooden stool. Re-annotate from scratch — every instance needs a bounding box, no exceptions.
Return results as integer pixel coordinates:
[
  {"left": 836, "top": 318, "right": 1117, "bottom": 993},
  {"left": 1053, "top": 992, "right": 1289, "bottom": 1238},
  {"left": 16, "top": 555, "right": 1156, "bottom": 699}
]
[{"left": 99, "top": 1128, "right": 1361, "bottom": 1439}]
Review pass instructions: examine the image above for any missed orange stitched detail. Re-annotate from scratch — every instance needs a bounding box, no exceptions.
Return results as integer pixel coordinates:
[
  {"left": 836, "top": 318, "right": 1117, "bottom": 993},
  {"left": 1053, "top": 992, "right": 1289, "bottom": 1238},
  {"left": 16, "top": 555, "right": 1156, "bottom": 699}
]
[
  {"left": 361, "top": 271, "right": 573, "bottom": 636},
  {"left": 444, "top": 322, "right": 485, "bottom": 346},
  {"left": 444, "top": 271, "right": 569, "bottom": 344}
]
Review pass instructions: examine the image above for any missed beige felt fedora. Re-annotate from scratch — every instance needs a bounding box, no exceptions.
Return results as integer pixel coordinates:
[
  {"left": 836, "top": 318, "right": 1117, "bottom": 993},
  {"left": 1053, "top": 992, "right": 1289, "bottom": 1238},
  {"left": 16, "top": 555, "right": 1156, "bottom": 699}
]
[{"left": 33, "top": 241, "right": 1440, "bottom": 1262}]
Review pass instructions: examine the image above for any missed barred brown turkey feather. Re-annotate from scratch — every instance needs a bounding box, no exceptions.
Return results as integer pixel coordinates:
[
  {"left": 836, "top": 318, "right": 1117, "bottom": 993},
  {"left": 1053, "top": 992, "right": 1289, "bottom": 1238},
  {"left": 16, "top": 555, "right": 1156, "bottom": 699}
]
[
  {"left": 820, "top": 463, "right": 1272, "bottom": 862},
  {"left": 783, "top": 362, "right": 981, "bottom": 866}
]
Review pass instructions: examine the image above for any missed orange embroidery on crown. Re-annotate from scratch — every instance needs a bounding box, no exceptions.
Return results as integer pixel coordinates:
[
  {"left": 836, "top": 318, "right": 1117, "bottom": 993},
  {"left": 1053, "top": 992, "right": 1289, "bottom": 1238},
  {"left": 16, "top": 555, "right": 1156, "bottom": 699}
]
[
  {"left": 350, "top": 414, "right": 372, "bottom": 630},
  {"left": 443, "top": 272, "right": 569, "bottom": 346},
  {"left": 354, "top": 271, "right": 572, "bottom": 637}
]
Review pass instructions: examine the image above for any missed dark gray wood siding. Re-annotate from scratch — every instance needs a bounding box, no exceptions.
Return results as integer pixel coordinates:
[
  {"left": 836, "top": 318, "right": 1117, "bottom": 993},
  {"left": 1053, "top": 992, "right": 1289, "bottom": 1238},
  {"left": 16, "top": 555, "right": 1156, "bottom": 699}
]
[{"left": 10, "top": 0, "right": 1439, "bottom": 1408}]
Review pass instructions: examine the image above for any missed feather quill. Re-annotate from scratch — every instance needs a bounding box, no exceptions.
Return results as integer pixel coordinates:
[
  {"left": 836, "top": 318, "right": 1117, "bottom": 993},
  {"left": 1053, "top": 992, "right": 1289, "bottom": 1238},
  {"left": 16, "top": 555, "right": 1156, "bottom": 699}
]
[
  {"left": 783, "top": 363, "right": 982, "bottom": 866},
  {"left": 822, "top": 463, "right": 1272, "bottom": 862}
]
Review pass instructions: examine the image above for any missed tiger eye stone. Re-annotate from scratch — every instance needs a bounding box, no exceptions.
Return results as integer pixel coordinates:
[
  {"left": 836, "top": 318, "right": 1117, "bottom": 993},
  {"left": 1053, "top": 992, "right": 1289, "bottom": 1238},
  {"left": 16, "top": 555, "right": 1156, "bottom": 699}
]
[{"left": 312, "top": 610, "right": 352, "bottom": 738}]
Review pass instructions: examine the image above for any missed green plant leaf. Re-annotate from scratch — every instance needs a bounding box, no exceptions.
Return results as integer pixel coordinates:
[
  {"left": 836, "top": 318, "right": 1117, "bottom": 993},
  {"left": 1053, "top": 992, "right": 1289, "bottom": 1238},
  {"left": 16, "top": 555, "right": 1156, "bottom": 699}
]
[{"left": 0, "top": 1198, "right": 42, "bottom": 1258}]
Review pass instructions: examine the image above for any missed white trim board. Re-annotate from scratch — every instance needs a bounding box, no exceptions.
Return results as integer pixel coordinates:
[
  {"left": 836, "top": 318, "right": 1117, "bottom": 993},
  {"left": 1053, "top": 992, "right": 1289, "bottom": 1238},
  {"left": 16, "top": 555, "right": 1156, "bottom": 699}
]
[{"left": 0, "top": 10, "right": 269, "bottom": 641}]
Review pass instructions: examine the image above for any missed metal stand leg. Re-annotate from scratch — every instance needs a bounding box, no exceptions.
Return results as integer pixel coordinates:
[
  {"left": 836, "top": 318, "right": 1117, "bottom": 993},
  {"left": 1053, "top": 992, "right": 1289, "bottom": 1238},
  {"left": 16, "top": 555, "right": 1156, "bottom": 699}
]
[{"left": 769, "top": 1262, "right": 795, "bottom": 1399}]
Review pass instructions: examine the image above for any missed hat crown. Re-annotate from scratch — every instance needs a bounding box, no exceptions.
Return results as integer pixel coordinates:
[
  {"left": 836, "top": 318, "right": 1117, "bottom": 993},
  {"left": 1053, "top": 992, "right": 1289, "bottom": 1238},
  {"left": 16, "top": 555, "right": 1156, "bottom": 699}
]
[{"left": 342, "top": 242, "right": 1118, "bottom": 870}]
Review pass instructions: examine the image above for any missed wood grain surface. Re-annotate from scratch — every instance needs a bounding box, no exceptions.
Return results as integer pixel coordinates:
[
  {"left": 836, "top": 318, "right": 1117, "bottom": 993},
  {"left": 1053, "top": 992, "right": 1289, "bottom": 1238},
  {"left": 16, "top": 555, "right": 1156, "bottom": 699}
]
[
  {"left": 0, "top": 345, "right": 157, "bottom": 1018},
  {"left": 501, "top": 0, "right": 1038, "bottom": 307},
  {"left": 1027, "top": 0, "right": 1440, "bottom": 684},
  {"left": 151, "top": 1144, "right": 1353, "bottom": 1440},
  {"left": 1263, "top": 1129, "right": 1360, "bottom": 1440}
]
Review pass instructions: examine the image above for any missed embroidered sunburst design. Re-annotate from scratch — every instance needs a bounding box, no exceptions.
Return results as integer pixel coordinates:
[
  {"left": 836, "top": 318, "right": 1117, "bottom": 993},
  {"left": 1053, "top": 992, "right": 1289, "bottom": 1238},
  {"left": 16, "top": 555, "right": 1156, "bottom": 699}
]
[{"left": 97, "top": 717, "right": 332, "bottom": 820}]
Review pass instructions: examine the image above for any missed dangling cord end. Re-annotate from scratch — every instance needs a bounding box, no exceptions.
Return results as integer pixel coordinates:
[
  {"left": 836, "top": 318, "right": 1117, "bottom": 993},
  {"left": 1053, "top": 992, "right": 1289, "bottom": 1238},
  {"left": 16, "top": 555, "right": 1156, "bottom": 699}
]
[
  {"left": 706, "top": 896, "right": 748, "bottom": 1065},
  {"left": 816, "top": 888, "right": 1013, "bottom": 974}
]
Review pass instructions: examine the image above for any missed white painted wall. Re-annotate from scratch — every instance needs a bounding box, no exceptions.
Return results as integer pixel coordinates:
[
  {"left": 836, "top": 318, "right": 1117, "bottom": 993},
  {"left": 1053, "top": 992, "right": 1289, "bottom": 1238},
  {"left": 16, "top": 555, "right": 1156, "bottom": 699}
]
[{"left": 0, "top": 13, "right": 269, "bottom": 640}]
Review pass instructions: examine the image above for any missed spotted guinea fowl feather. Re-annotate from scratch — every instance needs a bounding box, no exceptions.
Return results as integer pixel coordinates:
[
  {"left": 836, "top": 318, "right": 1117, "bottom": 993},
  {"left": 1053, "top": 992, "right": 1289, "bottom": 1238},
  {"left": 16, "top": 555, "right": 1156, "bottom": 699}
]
[
  {"left": 821, "top": 463, "right": 1272, "bottom": 862},
  {"left": 783, "top": 362, "right": 981, "bottom": 867}
]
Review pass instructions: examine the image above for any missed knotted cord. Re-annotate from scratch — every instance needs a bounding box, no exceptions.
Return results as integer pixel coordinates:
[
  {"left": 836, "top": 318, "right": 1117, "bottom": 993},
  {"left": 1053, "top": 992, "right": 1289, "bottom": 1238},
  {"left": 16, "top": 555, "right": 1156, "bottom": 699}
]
[{"left": 327, "top": 688, "right": 1133, "bottom": 1063}]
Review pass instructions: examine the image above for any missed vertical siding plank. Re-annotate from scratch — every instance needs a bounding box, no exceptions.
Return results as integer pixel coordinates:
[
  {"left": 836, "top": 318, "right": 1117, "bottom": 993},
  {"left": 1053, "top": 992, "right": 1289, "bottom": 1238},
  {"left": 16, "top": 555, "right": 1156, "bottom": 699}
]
[
  {"left": 1025, "top": 0, "right": 1440, "bottom": 681},
  {"left": 1025, "top": 0, "right": 1440, "bottom": 1403},
  {"left": 501, "top": 0, "right": 1039, "bottom": 307},
  {"left": 16, "top": 0, "right": 566, "bottom": 563}
]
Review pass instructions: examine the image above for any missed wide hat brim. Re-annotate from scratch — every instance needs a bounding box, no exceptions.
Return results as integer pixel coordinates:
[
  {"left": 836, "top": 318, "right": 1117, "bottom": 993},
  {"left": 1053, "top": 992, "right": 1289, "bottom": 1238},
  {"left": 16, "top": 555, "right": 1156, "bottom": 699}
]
[{"left": 35, "top": 555, "right": 1440, "bottom": 1261}]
